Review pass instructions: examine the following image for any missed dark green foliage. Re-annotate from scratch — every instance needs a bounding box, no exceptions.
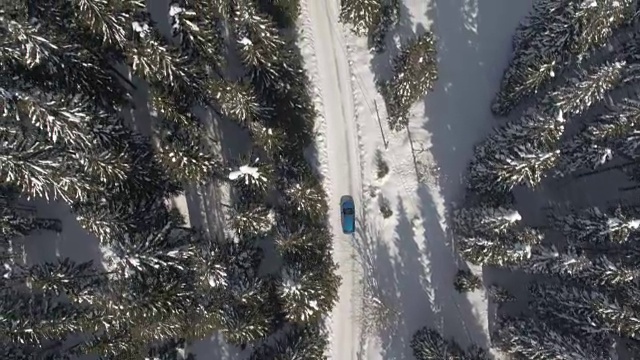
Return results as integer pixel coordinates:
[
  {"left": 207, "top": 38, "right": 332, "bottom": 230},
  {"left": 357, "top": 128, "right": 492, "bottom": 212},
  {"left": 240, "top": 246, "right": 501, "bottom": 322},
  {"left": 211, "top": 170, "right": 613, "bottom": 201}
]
[
  {"left": 368, "top": 0, "right": 401, "bottom": 53},
  {"left": 411, "top": 326, "right": 489, "bottom": 359},
  {"left": 375, "top": 149, "right": 390, "bottom": 179},
  {"left": 340, "top": 0, "right": 383, "bottom": 36},
  {"left": 249, "top": 322, "right": 328, "bottom": 359},
  {"left": 453, "top": 269, "right": 482, "bottom": 293},
  {"left": 380, "top": 197, "right": 393, "bottom": 218},
  {"left": 383, "top": 31, "right": 438, "bottom": 131}
]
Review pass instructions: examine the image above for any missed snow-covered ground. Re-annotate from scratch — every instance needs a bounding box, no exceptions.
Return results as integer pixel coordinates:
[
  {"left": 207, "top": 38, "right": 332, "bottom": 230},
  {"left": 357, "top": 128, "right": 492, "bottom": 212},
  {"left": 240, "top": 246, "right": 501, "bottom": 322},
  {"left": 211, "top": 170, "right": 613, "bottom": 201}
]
[{"left": 300, "top": 0, "right": 533, "bottom": 358}]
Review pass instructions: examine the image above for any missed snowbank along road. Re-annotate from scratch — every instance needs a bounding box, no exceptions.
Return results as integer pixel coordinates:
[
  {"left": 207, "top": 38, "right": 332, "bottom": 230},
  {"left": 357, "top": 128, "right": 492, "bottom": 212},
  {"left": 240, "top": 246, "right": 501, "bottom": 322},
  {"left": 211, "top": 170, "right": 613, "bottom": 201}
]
[{"left": 301, "top": 0, "right": 364, "bottom": 358}]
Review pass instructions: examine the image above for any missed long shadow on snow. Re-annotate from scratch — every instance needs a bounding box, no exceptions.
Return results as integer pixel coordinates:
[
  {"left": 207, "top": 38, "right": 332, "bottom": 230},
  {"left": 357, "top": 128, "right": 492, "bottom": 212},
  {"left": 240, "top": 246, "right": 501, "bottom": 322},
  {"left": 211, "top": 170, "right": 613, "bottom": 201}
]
[
  {"left": 420, "top": 0, "right": 534, "bottom": 346},
  {"left": 383, "top": 198, "right": 436, "bottom": 359}
]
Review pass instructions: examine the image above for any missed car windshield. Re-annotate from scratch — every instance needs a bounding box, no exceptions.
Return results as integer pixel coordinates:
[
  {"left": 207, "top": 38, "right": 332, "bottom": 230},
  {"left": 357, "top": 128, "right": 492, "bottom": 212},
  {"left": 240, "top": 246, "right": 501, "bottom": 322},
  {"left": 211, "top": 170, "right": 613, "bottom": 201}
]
[{"left": 343, "top": 208, "right": 354, "bottom": 215}]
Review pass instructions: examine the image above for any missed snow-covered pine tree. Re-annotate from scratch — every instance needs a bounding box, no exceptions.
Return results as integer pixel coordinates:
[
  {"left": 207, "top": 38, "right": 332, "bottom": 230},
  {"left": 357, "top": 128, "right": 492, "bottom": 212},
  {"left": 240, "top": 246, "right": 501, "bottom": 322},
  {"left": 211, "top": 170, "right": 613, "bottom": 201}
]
[
  {"left": 487, "top": 284, "right": 516, "bottom": 306},
  {"left": 5, "top": 258, "right": 106, "bottom": 304},
  {"left": 492, "top": 0, "right": 635, "bottom": 116},
  {"left": 0, "top": 7, "right": 129, "bottom": 108},
  {"left": 467, "top": 109, "right": 565, "bottom": 194},
  {"left": 249, "top": 321, "right": 328, "bottom": 360},
  {"left": 468, "top": 143, "right": 561, "bottom": 193},
  {"left": 494, "top": 316, "right": 608, "bottom": 359},
  {"left": 284, "top": 179, "right": 328, "bottom": 220},
  {"left": 453, "top": 269, "right": 482, "bottom": 293},
  {"left": 549, "top": 205, "right": 640, "bottom": 244},
  {"left": 516, "top": 244, "right": 640, "bottom": 287},
  {"left": 213, "top": 80, "right": 266, "bottom": 127},
  {"left": 278, "top": 263, "right": 333, "bottom": 322},
  {"left": 218, "top": 303, "right": 272, "bottom": 346},
  {"left": 251, "top": 123, "right": 286, "bottom": 158},
  {"left": 369, "top": 0, "right": 400, "bottom": 53},
  {"left": 543, "top": 60, "right": 629, "bottom": 117},
  {"left": 457, "top": 227, "right": 543, "bottom": 266},
  {"left": 530, "top": 281, "right": 640, "bottom": 340},
  {"left": 145, "top": 337, "right": 194, "bottom": 360},
  {"left": 339, "top": 0, "right": 383, "bottom": 36},
  {"left": 383, "top": 31, "right": 438, "bottom": 131},
  {"left": 169, "top": 0, "right": 225, "bottom": 73},
  {"left": 226, "top": 202, "right": 276, "bottom": 240},
  {"left": 100, "top": 221, "right": 197, "bottom": 279},
  {"left": 228, "top": 158, "right": 272, "bottom": 201},
  {"left": 0, "top": 289, "right": 93, "bottom": 346},
  {"left": 452, "top": 205, "right": 521, "bottom": 238},
  {"left": 154, "top": 122, "right": 224, "bottom": 186},
  {"left": 231, "top": 0, "right": 286, "bottom": 91},
  {"left": 411, "top": 326, "right": 489, "bottom": 359},
  {"left": 0, "top": 185, "right": 61, "bottom": 242}
]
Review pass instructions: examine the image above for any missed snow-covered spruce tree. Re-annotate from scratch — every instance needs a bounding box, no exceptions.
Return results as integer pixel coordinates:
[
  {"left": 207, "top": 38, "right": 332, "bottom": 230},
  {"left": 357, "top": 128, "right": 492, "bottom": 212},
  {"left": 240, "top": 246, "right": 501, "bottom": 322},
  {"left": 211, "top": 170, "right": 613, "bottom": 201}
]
[
  {"left": 453, "top": 269, "right": 482, "bottom": 293},
  {"left": 339, "top": 0, "right": 383, "bottom": 36},
  {"left": 411, "top": 326, "right": 489, "bottom": 360},
  {"left": 278, "top": 263, "right": 335, "bottom": 323},
  {"left": 457, "top": 227, "right": 543, "bottom": 266},
  {"left": 213, "top": 80, "right": 266, "bottom": 128},
  {"left": 494, "top": 316, "right": 608, "bottom": 359},
  {"left": 452, "top": 205, "right": 522, "bottom": 238},
  {"left": 529, "top": 281, "right": 640, "bottom": 340},
  {"left": 4, "top": 258, "right": 106, "bottom": 304},
  {"left": 169, "top": 0, "right": 225, "bottom": 73},
  {"left": 284, "top": 179, "right": 328, "bottom": 220},
  {"left": 383, "top": 31, "right": 438, "bottom": 131},
  {"left": 410, "top": 327, "right": 465, "bottom": 359},
  {"left": 549, "top": 205, "right": 640, "bottom": 244},
  {"left": 556, "top": 98, "right": 640, "bottom": 176},
  {"left": 516, "top": 244, "right": 640, "bottom": 287},
  {"left": 487, "top": 284, "right": 516, "bottom": 307},
  {"left": 542, "top": 60, "right": 632, "bottom": 117},
  {"left": 154, "top": 118, "right": 224, "bottom": 186},
  {"left": 0, "top": 185, "right": 61, "bottom": 242},
  {"left": 0, "top": 6, "right": 130, "bottom": 109},
  {"left": 231, "top": 1, "right": 287, "bottom": 91},
  {"left": 227, "top": 202, "right": 276, "bottom": 240},
  {"left": 369, "top": 0, "right": 401, "bottom": 53},
  {"left": 251, "top": 123, "right": 287, "bottom": 158},
  {"left": 492, "top": 0, "right": 635, "bottom": 116},
  {"left": 249, "top": 321, "right": 328, "bottom": 359},
  {"left": 467, "top": 109, "right": 565, "bottom": 194},
  {"left": 0, "top": 289, "right": 95, "bottom": 346},
  {"left": 228, "top": 157, "right": 272, "bottom": 201},
  {"left": 146, "top": 337, "right": 194, "bottom": 360}
]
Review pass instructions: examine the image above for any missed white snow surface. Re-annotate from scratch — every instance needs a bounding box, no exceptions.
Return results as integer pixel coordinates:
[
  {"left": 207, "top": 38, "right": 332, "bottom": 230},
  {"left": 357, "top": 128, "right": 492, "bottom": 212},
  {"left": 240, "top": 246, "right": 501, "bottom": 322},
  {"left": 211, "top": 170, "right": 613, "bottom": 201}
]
[{"left": 300, "top": 0, "right": 533, "bottom": 358}]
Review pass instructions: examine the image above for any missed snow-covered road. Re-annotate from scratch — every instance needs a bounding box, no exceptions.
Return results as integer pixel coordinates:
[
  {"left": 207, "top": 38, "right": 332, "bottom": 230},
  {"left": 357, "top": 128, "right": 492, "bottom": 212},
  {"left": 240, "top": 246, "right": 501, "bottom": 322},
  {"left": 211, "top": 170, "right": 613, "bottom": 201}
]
[{"left": 300, "top": 0, "right": 363, "bottom": 358}]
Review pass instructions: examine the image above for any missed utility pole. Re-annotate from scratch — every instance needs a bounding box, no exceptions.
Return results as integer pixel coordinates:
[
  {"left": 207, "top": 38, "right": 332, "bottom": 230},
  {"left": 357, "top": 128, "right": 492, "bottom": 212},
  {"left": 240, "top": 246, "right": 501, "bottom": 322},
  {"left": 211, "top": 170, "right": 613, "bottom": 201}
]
[{"left": 374, "top": 100, "right": 388, "bottom": 149}]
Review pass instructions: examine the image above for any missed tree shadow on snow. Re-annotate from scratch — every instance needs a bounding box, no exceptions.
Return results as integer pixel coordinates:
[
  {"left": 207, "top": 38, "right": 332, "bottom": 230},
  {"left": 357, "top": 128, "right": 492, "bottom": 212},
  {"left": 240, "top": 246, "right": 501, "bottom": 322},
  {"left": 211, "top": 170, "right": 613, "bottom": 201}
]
[
  {"left": 419, "top": 0, "right": 534, "bottom": 349},
  {"left": 382, "top": 197, "right": 436, "bottom": 359}
]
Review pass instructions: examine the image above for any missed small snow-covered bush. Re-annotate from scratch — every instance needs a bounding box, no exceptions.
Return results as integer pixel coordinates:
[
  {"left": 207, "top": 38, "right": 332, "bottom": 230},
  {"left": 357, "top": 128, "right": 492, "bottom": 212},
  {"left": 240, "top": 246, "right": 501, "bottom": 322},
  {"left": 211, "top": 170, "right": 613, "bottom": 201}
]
[
  {"left": 379, "top": 197, "right": 393, "bottom": 218},
  {"left": 453, "top": 269, "right": 482, "bottom": 293},
  {"left": 383, "top": 31, "right": 438, "bottom": 131},
  {"left": 375, "top": 149, "right": 390, "bottom": 179}
]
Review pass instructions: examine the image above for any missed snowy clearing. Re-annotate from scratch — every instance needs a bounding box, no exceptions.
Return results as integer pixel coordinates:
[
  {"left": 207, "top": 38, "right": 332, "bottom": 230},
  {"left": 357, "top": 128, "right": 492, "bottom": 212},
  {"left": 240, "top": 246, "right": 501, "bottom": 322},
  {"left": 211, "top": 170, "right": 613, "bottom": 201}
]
[{"left": 301, "top": 0, "right": 533, "bottom": 358}]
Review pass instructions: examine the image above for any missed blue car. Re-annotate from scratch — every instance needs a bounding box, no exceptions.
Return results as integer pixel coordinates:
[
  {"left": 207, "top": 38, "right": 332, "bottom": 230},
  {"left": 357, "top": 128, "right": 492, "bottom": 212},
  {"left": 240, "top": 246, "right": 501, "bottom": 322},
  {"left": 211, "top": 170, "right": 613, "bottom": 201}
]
[{"left": 340, "top": 195, "right": 355, "bottom": 234}]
